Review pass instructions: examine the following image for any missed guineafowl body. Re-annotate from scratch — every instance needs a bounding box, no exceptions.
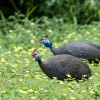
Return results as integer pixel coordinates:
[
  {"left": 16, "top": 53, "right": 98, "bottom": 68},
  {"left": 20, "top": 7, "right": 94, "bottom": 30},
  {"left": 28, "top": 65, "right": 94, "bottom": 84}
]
[
  {"left": 41, "top": 36, "right": 100, "bottom": 63},
  {"left": 32, "top": 49, "right": 92, "bottom": 81}
]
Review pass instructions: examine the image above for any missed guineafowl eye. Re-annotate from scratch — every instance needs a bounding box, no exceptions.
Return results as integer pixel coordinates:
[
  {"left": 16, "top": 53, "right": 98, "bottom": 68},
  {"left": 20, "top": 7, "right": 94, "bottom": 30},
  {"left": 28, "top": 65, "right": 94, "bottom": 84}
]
[
  {"left": 41, "top": 38, "right": 46, "bottom": 43},
  {"left": 32, "top": 53, "right": 37, "bottom": 58}
]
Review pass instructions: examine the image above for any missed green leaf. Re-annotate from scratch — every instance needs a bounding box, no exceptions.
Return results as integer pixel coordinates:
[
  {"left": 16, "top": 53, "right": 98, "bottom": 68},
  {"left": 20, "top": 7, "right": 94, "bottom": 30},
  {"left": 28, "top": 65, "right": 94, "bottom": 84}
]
[{"left": 26, "top": 6, "right": 37, "bottom": 18}]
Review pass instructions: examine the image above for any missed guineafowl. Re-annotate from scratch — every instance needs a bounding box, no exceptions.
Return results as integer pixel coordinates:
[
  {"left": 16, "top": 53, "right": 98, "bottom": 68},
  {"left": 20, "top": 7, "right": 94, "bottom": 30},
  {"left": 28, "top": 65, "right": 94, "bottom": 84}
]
[
  {"left": 40, "top": 36, "right": 100, "bottom": 63},
  {"left": 32, "top": 49, "right": 92, "bottom": 81}
]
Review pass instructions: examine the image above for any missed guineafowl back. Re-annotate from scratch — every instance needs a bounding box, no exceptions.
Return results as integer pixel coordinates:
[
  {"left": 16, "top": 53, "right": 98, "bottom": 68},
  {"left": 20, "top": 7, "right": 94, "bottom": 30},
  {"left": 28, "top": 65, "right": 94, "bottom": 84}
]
[
  {"left": 51, "top": 42, "right": 100, "bottom": 62},
  {"left": 39, "top": 54, "right": 92, "bottom": 80}
]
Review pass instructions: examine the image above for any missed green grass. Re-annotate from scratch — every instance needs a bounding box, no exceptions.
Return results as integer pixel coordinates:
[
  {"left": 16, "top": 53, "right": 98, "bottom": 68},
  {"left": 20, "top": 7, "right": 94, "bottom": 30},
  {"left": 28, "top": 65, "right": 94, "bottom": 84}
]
[{"left": 0, "top": 17, "right": 100, "bottom": 100}]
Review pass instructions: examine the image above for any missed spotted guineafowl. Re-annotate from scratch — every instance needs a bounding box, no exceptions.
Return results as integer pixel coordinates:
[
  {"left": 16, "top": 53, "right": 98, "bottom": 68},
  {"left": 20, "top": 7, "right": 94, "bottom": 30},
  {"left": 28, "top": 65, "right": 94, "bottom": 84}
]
[
  {"left": 40, "top": 36, "right": 100, "bottom": 63},
  {"left": 32, "top": 49, "right": 92, "bottom": 81}
]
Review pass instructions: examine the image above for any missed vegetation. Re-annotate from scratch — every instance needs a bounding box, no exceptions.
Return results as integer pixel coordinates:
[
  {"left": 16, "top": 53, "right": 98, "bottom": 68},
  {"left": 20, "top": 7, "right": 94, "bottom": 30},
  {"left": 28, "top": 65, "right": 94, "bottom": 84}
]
[
  {"left": 0, "top": 0, "right": 100, "bottom": 24},
  {"left": 0, "top": 16, "right": 100, "bottom": 99}
]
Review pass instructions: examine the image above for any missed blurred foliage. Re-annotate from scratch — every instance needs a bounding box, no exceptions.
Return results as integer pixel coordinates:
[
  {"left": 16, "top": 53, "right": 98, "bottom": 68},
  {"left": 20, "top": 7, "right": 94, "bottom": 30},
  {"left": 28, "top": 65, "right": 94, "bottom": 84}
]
[{"left": 0, "top": 0, "right": 100, "bottom": 24}]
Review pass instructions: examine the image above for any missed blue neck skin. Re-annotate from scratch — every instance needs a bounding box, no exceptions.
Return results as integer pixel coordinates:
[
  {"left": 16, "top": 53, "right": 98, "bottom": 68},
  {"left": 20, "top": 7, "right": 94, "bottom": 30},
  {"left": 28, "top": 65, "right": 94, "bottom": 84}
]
[
  {"left": 42, "top": 39, "right": 52, "bottom": 48},
  {"left": 34, "top": 54, "right": 41, "bottom": 62}
]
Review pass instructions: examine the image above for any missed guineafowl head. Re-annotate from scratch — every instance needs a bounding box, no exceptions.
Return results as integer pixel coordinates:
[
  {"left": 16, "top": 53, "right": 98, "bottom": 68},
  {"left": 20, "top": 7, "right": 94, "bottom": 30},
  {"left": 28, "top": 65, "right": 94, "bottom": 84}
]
[
  {"left": 40, "top": 35, "right": 52, "bottom": 48},
  {"left": 32, "top": 49, "right": 41, "bottom": 61}
]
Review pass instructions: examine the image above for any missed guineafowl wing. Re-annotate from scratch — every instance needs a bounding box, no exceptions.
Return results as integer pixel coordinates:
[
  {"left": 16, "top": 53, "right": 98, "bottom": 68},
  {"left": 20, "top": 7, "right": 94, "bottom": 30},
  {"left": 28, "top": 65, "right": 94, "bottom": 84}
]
[
  {"left": 57, "top": 42, "right": 100, "bottom": 61},
  {"left": 89, "top": 43, "right": 100, "bottom": 50}
]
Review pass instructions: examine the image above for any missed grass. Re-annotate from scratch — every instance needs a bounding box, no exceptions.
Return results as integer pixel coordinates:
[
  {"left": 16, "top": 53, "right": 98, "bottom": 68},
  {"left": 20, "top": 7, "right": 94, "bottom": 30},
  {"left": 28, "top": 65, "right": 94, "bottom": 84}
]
[{"left": 0, "top": 17, "right": 100, "bottom": 100}]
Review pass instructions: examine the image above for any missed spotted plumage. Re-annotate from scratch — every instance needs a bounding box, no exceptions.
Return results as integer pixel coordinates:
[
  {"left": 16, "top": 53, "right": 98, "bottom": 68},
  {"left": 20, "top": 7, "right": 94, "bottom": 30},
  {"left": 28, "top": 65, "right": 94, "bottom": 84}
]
[
  {"left": 32, "top": 49, "right": 92, "bottom": 81},
  {"left": 41, "top": 36, "right": 100, "bottom": 63}
]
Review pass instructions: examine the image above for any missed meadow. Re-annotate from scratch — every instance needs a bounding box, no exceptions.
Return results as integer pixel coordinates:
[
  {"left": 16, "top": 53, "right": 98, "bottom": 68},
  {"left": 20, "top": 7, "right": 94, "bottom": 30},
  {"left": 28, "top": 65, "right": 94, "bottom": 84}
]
[{"left": 0, "top": 17, "right": 100, "bottom": 100}]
